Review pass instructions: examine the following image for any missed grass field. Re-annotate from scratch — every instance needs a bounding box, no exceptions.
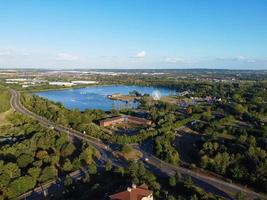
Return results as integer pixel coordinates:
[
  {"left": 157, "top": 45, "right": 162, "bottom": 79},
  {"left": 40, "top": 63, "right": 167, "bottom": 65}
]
[
  {"left": 0, "top": 85, "right": 11, "bottom": 113},
  {"left": 0, "top": 85, "right": 12, "bottom": 127},
  {"left": 114, "top": 149, "right": 143, "bottom": 161},
  {"left": 0, "top": 109, "right": 13, "bottom": 129}
]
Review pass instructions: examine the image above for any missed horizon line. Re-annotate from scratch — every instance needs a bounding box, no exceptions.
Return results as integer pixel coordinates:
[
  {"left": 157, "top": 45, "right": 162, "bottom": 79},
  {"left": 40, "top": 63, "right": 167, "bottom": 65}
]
[{"left": 0, "top": 67, "right": 267, "bottom": 71}]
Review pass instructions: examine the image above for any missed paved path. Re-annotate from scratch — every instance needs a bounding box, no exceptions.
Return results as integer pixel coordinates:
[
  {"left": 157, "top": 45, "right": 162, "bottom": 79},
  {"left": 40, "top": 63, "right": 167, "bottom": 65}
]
[{"left": 10, "top": 89, "right": 267, "bottom": 200}]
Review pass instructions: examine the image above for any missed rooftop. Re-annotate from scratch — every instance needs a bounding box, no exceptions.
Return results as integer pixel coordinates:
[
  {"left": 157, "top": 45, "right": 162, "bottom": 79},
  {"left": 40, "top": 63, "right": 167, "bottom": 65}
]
[{"left": 109, "top": 184, "right": 152, "bottom": 200}]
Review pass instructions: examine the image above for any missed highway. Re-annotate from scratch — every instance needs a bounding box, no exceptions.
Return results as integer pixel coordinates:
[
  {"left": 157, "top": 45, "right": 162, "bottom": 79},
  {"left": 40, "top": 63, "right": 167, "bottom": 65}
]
[{"left": 9, "top": 89, "right": 267, "bottom": 200}]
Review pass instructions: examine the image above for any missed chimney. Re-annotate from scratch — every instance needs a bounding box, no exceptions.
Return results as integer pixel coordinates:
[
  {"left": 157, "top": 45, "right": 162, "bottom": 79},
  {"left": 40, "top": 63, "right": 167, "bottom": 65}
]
[
  {"left": 132, "top": 184, "right": 136, "bottom": 189},
  {"left": 127, "top": 187, "right": 131, "bottom": 192}
]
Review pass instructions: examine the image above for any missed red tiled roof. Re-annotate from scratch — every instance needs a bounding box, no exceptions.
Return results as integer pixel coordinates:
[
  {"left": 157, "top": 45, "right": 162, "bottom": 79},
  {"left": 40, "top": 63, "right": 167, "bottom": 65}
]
[
  {"left": 100, "top": 116, "right": 124, "bottom": 123},
  {"left": 109, "top": 184, "right": 152, "bottom": 200}
]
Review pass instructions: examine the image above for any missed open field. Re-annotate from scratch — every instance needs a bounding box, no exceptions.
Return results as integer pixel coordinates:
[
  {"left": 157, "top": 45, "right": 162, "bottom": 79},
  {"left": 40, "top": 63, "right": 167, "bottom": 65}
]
[
  {"left": 0, "top": 109, "right": 13, "bottom": 128},
  {"left": 108, "top": 122, "right": 144, "bottom": 136},
  {"left": 0, "top": 85, "right": 11, "bottom": 112},
  {"left": 160, "top": 96, "right": 180, "bottom": 104},
  {"left": 0, "top": 85, "right": 12, "bottom": 127},
  {"left": 113, "top": 148, "right": 143, "bottom": 161}
]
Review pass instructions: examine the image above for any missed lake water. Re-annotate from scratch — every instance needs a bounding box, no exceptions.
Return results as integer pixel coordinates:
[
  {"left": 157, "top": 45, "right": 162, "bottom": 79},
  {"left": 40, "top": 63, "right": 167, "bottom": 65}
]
[{"left": 35, "top": 85, "right": 175, "bottom": 111}]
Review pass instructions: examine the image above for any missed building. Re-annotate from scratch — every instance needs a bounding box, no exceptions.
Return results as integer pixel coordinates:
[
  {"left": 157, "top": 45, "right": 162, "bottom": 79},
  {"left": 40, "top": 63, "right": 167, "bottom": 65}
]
[
  {"left": 6, "top": 78, "right": 28, "bottom": 82},
  {"left": 100, "top": 116, "right": 125, "bottom": 127},
  {"left": 109, "top": 183, "right": 153, "bottom": 200},
  {"left": 127, "top": 116, "right": 152, "bottom": 126},
  {"left": 99, "top": 115, "right": 152, "bottom": 127},
  {"left": 49, "top": 82, "right": 75, "bottom": 87},
  {"left": 71, "top": 80, "right": 98, "bottom": 84}
]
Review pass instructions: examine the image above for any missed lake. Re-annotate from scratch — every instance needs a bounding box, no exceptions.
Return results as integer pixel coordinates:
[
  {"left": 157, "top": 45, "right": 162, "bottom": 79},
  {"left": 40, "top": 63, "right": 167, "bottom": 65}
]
[{"left": 35, "top": 85, "right": 175, "bottom": 111}]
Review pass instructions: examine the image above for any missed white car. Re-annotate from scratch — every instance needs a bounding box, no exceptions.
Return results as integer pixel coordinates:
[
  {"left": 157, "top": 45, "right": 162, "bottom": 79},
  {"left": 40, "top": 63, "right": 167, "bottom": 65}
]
[{"left": 145, "top": 158, "right": 149, "bottom": 162}]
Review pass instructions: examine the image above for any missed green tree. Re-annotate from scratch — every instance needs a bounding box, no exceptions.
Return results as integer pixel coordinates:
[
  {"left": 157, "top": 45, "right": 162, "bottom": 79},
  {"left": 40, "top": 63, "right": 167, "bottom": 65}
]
[
  {"left": 7, "top": 176, "right": 36, "bottom": 199},
  {"left": 235, "top": 191, "right": 246, "bottom": 200},
  {"left": 51, "top": 155, "right": 60, "bottom": 166},
  {"left": 128, "top": 161, "right": 139, "bottom": 181},
  {"left": 82, "top": 171, "right": 90, "bottom": 183},
  {"left": 62, "top": 159, "right": 73, "bottom": 172},
  {"left": 36, "top": 133, "right": 56, "bottom": 150},
  {"left": 213, "top": 152, "right": 230, "bottom": 174},
  {"left": 17, "top": 154, "right": 34, "bottom": 168},
  {"left": 61, "top": 142, "right": 76, "bottom": 157},
  {"left": 105, "top": 160, "right": 112, "bottom": 171},
  {"left": 121, "top": 144, "right": 133, "bottom": 154},
  {"left": 88, "top": 163, "right": 97, "bottom": 174},
  {"left": 167, "top": 195, "right": 177, "bottom": 200},
  {"left": 28, "top": 167, "right": 41, "bottom": 179},
  {"left": 3, "top": 163, "right": 21, "bottom": 179},
  {"left": 184, "top": 175, "right": 193, "bottom": 188},
  {"left": 114, "top": 166, "right": 125, "bottom": 176},
  {"left": 138, "top": 162, "right": 146, "bottom": 177},
  {"left": 0, "top": 173, "right": 11, "bottom": 187},
  {"left": 64, "top": 175, "right": 73, "bottom": 187},
  {"left": 175, "top": 170, "right": 181, "bottom": 181},
  {"left": 169, "top": 176, "right": 177, "bottom": 187},
  {"left": 79, "top": 146, "right": 94, "bottom": 164},
  {"left": 234, "top": 104, "right": 246, "bottom": 115},
  {"left": 39, "top": 166, "right": 57, "bottom": 182}
]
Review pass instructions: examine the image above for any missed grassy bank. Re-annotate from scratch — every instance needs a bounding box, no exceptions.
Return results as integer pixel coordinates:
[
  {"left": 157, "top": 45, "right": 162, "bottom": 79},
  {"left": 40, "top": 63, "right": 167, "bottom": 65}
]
[
  {"left": 0, "top": 85, "right": 11, "bottom": 113},
  {"left": 20, "top": 83, "right": 109, "bottom": 93}
]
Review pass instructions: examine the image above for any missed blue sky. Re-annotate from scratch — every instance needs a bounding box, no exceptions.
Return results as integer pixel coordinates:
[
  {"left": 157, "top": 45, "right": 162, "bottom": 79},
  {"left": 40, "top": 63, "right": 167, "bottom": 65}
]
[{"left": 0, "top": 0, "right": 266, "bottom": 69}]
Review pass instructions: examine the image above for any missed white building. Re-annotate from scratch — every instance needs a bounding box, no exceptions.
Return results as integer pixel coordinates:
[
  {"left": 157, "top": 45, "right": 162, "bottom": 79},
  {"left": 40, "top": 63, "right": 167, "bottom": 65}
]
[
  {"left": 71, "top": 80, "right": 98, "bottom": 84},
  {"left": 5, "top": 78, "right": 28, "bottom": 83},
  {"left": 49, "top": 82, "right": 74, "bottom": 87}
]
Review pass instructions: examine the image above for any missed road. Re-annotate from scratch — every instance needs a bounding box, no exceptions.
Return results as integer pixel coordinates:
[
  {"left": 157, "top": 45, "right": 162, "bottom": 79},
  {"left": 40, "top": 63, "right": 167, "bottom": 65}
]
[
  {"left": 10, "top": 89, "right": 109, "bottom": 161},
  {"left": 10, "top": 89, "right": 267, "bottom": 200}
]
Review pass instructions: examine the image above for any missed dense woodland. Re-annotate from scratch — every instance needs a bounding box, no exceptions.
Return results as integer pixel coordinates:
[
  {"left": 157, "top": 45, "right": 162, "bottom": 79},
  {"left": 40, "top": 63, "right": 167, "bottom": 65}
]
[
  {"left": 21, "top": 93, "right": 108, "bottom": 139},
  {"left": 0, "top": 113, "right": 98, "bottom": 199}
]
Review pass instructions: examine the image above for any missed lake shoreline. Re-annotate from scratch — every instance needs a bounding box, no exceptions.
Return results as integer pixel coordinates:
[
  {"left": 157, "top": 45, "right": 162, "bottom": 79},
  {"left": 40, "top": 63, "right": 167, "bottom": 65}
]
[{"left": 34, "top": 85, "right": 175, "bottom": 111}]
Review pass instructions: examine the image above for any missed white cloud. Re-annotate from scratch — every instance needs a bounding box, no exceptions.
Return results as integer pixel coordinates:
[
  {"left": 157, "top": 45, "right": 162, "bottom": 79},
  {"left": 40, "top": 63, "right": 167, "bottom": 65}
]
[
  {"left": 216, "top": 56, "right": 260, "bottom": 64},
  {"left": 135, "top": 51, "right": 146, "bottom": 58},
  {"left": 236, "top": 56, "right": 257, "bottom": 63},
  {"left": 165, "top": 57, "right": 180, "bottom": 63},
  {"left": 236, "top": 55, "right": 246, "bottom": 61},
  {"left": 247, "top": 59, "right": 256, "bottom": 63},
  {"left": 0, "top": 50, "right": 12, "bottom": 56},
  {"left": 0, "top": 49, "right": 31, "bottom": 59},
  {"left": 55, "top": 53, "right": 79, "bottom": 61},
  {"left": 164, "top": 57, "right": 197, "bottom": 64}
]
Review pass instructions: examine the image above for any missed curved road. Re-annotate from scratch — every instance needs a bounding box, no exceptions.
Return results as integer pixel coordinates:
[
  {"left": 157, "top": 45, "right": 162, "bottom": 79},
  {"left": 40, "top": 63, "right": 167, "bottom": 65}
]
[
  {"left": 10, "top": 89, "right": 108, "bottom": 161},
  {"left": 10, "top": 89, "right": 267, "bottom": 200}
]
